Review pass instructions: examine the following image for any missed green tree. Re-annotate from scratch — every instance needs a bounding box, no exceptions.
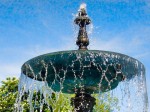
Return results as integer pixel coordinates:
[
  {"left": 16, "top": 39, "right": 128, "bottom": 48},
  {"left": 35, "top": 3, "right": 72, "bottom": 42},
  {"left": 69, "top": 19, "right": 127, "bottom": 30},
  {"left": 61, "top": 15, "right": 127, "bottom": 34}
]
[
  {"left": 0, "top": 77, "right": 119, "bottom": 112},
  {"left": 0, "top": 77, "right": 18, "bottom": 112}
]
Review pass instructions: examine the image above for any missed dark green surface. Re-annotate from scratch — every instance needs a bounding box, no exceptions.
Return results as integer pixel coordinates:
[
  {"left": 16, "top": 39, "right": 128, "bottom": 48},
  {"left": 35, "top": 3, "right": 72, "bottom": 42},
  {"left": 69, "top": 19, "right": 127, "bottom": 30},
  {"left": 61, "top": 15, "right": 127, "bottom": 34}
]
[{"left": 21, "top": 50, "right": 145, "bottom": 94}]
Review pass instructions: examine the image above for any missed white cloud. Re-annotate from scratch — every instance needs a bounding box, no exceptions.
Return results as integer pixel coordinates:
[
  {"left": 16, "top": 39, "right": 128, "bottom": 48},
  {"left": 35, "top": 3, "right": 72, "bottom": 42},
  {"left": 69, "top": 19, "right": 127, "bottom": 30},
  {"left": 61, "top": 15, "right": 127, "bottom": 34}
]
[
  {"left": 0, "top": 63, "right": 21, "bottom": 82},
  {"left": 134, "top": 52, "right": 150, "bottom": 59},
  {"left": 89, "top": 35, "right": 148, "bottom": 57},
  {"left": 0, "top": 37, "right": 76, "bottom": 82}
]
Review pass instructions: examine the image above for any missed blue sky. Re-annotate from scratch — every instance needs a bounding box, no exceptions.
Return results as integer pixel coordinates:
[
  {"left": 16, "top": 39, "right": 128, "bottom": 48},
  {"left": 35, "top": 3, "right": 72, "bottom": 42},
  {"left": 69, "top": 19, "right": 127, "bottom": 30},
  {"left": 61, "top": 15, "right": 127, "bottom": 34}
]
[{"left": 0, "top": 0, "right": 150, "bottom": 101}]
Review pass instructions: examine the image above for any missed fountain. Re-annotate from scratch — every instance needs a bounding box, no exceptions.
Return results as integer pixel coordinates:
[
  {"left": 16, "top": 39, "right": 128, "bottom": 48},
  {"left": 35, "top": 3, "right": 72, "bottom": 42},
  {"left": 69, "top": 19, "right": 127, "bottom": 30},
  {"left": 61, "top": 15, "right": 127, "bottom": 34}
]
[{"left": 16, "top": 3, "right": 148, "bottom": 112}]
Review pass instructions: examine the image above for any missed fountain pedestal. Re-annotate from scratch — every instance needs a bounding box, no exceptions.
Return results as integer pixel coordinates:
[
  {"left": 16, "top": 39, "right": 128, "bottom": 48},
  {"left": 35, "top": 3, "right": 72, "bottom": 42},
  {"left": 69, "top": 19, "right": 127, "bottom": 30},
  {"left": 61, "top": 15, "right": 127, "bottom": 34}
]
[{"left": 71, "top": 93, "right": 96, "bottom": 112}]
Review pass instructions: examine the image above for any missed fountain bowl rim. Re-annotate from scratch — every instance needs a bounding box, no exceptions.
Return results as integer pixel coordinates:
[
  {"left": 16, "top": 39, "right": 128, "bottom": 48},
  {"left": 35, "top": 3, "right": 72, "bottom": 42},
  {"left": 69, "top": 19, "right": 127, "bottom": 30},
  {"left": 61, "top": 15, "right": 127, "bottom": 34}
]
[{"left": 22, "top": 50, "right": 145, "bottom": 67}]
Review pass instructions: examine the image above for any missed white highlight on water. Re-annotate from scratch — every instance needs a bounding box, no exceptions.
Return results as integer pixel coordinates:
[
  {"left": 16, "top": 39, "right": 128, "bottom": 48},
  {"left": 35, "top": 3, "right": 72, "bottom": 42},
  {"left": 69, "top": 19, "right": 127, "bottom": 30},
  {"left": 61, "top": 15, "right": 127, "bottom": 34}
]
[{"left": 79, "top": 3, "right": 87, "bottom": 10}]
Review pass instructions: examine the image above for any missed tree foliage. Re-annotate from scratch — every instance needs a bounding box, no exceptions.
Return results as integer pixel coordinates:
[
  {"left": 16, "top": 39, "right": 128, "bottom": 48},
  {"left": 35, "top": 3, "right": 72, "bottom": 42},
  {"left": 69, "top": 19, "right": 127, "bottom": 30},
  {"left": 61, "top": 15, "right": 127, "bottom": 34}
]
[{"left": 0, "top": 77, "right": 18, "bottom": 112}]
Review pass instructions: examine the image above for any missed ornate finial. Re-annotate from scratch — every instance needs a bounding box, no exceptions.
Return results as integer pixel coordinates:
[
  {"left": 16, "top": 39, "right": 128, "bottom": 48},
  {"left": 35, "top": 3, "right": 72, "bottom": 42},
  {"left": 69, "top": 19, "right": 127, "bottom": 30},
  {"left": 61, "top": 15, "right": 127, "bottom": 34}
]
[{"left": 75, "top": 3, "right": 91, "bottom": 50}]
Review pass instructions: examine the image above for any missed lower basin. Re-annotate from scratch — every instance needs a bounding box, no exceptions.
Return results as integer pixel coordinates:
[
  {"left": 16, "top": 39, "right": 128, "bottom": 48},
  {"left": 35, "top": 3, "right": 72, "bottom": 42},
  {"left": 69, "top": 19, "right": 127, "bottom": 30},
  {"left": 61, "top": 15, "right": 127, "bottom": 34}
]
[{"left": 21, "top": 50, "right": 145, "bottom": 94}]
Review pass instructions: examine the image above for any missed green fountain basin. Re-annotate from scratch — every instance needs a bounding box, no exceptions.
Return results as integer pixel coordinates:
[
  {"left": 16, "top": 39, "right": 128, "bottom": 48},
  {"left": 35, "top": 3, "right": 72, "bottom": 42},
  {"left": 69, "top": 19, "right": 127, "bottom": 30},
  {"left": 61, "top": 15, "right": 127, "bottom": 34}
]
[{"left": 21, "top": 50, "right": 145, "bottom": 94}]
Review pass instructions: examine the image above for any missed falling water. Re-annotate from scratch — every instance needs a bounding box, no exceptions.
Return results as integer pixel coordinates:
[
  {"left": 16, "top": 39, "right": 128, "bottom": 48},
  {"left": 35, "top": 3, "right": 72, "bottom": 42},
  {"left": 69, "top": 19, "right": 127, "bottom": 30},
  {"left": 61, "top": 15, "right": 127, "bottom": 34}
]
[{"left": 15, "top": 50, "right": 148, "bottom": 112}]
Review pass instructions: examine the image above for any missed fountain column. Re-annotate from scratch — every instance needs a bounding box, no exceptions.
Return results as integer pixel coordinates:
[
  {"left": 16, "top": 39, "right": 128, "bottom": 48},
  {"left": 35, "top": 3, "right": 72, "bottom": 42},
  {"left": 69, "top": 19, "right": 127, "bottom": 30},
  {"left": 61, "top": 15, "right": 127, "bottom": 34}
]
[
  {"left": 71, "top": 91, "right": 96, "bottom": 112},
  {"left": 71, "top": 4, "right": 96, "bottom": 112},
  {"left": 75, "top": 5, "right": 91, "bottom": 50}
]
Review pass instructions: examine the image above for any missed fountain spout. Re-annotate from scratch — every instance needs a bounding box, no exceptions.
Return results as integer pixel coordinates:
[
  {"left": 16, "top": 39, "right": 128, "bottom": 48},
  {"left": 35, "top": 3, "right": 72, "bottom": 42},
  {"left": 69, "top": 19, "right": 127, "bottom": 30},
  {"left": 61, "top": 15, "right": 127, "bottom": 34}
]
[{"left": 75, "top": 4, "right": 91, "bottom": 50}]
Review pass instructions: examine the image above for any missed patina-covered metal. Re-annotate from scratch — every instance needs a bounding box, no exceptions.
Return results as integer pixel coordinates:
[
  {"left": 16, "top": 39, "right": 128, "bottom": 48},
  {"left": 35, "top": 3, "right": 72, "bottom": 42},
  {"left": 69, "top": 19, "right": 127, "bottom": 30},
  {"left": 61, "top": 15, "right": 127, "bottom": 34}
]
[
  {"left": 71, "top": 93, "right": 96, "bottom": 112},
  {"left": 21, "top": 50, "right": 144, "bottom": 94},
  {"left": 75, "top": 6, "right": 91, "bottom": 50}
]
